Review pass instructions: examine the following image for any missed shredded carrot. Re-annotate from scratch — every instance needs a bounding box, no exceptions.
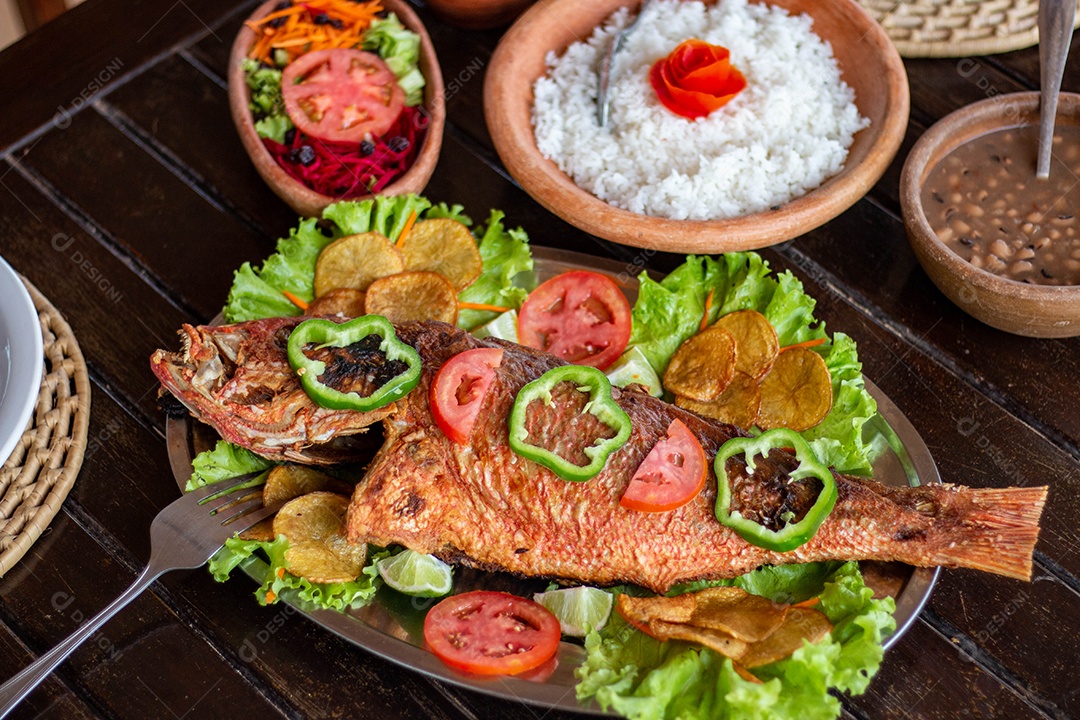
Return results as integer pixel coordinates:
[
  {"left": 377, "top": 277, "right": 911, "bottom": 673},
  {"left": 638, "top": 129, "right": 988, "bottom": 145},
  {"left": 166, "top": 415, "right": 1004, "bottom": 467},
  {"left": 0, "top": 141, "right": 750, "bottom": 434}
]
[
  {"left": 459, "top": 302, "right": 512, "bottom": 313},
  {"left": 265, "top": 589, "right": 277, "bottom": 603},
  {"left": 276, "top": 567, "right": 286, "bottom": 580},
  {"left": 282, "top": 290, "right": 309, "bottom": 311},
  {"left": 700, "top": 288, "right": 715, "bottom": 332},
  {"left": 246, "top": 0, "right": 384, "bottom": 67},
  {"left": 395, "top": 210, "right": 418, "bottom": 249},
  {"left": 792, "top": 597, "right": 820, "bottom": 608},
  {"left": 780, "top": 337, "right": 828, "bottom": 353}
]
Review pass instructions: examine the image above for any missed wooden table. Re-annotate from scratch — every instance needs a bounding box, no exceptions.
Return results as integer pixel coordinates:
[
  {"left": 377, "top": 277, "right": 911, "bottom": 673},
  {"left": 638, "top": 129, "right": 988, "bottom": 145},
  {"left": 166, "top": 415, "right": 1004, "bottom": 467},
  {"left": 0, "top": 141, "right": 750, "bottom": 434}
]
[{"left": 0, "top": 2, "right": 1077, "bottom": 718}]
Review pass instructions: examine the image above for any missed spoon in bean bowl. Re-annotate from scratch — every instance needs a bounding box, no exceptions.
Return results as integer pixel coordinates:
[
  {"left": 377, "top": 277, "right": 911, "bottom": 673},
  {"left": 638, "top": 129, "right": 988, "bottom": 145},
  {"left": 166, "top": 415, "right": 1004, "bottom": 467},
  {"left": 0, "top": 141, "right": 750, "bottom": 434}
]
[{"left": 1037, "top": 0, "right": 1075, "bottom": 178}]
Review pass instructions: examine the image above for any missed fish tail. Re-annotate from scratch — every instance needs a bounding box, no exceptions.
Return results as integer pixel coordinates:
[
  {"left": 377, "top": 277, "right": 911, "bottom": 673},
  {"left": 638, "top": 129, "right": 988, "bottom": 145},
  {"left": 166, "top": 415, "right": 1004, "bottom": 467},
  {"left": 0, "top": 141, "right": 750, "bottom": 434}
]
[{"left": 930, "top": 485, "right": 1047, "bottom": 581}]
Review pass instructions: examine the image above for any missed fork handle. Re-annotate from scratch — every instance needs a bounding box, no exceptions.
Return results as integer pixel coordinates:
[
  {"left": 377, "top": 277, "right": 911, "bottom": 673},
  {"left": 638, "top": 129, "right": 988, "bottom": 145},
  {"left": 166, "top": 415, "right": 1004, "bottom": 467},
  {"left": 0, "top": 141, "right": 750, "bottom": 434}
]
[{"left": 0, "top": 564, "right": 161, "bottom": 718}]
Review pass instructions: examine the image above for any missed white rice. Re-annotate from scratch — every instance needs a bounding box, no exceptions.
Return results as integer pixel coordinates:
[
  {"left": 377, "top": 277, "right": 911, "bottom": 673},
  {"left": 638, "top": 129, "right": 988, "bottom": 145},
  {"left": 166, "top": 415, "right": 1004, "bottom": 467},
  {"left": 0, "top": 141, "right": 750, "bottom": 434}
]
[{"left": 531, "top": 0, "right": 868, "bottom": 221}]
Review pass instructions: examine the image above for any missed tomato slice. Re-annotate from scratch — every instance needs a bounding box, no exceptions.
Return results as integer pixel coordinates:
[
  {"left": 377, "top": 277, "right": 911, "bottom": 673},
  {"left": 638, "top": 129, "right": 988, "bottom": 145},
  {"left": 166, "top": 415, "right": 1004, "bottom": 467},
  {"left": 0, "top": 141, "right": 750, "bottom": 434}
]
[
  {"left": 281, "top": 48, "right": 405, "bottom": 142},
  {"left": 517, "top": 270, "right": 631, "bottom": 370},
  {"left": 430, "top": 348, "right": 504, "bottom": 444},
  {"left": 620, "top": 418, "right": 707, "bottom": 512},
  {"left": 423, "top": 591, "right": 561, "bottom": 676}
]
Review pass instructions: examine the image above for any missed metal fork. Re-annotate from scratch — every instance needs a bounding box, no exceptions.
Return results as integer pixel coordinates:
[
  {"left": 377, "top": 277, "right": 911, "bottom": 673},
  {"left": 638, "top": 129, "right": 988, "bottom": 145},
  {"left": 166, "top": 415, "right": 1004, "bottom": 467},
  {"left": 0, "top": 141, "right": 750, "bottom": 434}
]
[
  {"left": 597, "top": 0, "right": 654, "bottom": 127},
  {"left": 0, "top": 474, "right": 274, "bottom": 718}
]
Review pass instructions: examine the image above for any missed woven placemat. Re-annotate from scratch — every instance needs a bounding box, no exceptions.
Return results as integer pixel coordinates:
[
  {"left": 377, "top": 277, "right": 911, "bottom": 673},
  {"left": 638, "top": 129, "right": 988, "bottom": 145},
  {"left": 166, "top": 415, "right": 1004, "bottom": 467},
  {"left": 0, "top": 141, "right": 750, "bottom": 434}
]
[
  {"left": 0, "top": 278, "right": 91, "bottom": 577},
  {"left": 859, "top": 0, "right": 1080, "bottom": 58}
]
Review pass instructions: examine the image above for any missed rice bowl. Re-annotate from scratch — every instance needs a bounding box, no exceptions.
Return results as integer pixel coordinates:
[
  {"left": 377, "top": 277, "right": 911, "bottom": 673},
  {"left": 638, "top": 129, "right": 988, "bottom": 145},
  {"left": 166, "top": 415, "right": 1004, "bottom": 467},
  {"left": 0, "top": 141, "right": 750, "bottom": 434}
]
[{"left": 532, "top": 0, "right": 868, "bottom": 221}]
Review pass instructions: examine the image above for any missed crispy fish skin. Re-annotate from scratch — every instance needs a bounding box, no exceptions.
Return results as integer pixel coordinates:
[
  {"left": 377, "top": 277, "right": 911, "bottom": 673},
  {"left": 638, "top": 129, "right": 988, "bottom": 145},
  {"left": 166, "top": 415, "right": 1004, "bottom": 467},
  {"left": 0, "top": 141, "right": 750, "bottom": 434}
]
[
  {"left": 150, "top": 317, "right": 393, "bottom": 463},
  {"left": 150, "top": 318, "right": 1047, "bottom": 590},
  {"left": 345, "top": 323, "right": 1046, "bottom": 591}
]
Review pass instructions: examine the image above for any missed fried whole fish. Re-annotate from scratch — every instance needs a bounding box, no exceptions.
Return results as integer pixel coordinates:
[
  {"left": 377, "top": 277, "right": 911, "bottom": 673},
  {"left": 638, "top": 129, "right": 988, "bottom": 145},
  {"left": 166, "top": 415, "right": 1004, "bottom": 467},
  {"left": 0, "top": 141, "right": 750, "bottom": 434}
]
[{"left": 152, "top": 318, "right": 1047, "bottom": 592}]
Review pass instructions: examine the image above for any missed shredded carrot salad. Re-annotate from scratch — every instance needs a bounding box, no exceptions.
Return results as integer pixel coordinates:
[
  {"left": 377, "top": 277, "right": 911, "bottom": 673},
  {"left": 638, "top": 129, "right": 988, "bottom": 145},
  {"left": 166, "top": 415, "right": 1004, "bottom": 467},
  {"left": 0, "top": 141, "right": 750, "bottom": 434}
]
[{"left": 246, "top": 0, "right": 385, "bottom": 66}]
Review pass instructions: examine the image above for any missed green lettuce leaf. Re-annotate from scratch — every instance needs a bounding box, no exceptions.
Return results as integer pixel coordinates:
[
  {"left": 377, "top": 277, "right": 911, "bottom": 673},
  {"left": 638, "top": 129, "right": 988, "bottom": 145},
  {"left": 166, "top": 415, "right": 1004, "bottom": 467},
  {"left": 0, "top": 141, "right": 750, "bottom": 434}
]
[
  {"left": 363, "top": 13, "right": 425, "bottom": 107},
  {"left": 242, "top": 58, "right": 293, "bottom": 143},
  {"left": 185, "top": 440, "right": 273, "bottom": 491},
  {"left": 627, "top": 253, "right": 874, "bottom": 472},
  {"left": 209, "top": 536, "right": 387, "bottom": 611},
  {"left": 457, "top": 210, "right": 534, "bottom": 330},
  {"left": 576, "top": 562, "right": 896, "bottom": 720}
]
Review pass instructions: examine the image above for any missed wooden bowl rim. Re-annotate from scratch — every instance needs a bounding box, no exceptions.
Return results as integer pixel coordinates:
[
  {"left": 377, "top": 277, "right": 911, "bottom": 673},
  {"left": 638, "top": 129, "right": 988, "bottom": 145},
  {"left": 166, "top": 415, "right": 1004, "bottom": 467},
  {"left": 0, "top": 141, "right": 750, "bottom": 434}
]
[
  {"left": 227, "top": 0, "right": 446, "bottom": 218},
  {"left": 901, "top": 91, "right": 1080, "bottom": 301},
  {"left": 484, "top": 0, "right": 910, "bottom": 254}
]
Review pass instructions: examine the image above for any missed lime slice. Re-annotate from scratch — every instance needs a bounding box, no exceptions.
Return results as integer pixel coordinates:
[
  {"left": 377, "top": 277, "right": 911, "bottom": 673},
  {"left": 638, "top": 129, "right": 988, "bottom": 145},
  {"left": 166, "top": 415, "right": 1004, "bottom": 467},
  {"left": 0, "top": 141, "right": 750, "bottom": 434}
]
[
  {"left": 533, "top": 586, "right": 613, "bottom": 637},
  {"left": 376, "top": 550, "right": 453, "bottom": 597}
]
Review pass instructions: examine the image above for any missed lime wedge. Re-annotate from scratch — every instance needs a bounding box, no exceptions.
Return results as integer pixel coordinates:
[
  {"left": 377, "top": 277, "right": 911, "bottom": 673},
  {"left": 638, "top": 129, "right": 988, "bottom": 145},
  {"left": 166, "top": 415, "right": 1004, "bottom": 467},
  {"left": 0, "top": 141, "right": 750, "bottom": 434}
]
[
  {"left": 533, "top": 586, "right": 613, "bottom": 637},
  {"left": 376, "top": 550, "right": 453, "bottom": 597}
]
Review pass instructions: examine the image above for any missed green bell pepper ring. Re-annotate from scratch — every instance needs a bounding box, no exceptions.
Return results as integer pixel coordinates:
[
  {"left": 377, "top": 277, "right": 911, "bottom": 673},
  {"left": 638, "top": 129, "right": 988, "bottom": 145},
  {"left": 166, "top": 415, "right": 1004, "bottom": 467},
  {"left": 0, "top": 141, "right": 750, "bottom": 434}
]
[
  {"left": 714, "top": 428, "right": 837, "bottom": 552},
  {"left": 286, "top": 316, "right": 422, "bottom": 411},
  {"left": 509, "top": 365, "right": 632, "bottom": 482}
]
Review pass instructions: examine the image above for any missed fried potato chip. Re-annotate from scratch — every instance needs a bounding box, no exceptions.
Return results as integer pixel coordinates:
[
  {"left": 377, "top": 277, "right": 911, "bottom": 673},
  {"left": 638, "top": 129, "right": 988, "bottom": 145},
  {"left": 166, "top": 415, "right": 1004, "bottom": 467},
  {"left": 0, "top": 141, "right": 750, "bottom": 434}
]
[
  {"left": 238, "top": 517, "right": 276, "bottom": 542},
  {"left": 675, "top": 372, "right": 761, "bottom": 429},
  {"left": 399, "top": 218, "right": 483, "bottom": 291},
  {"left": 364, "top": 270, "right": 459, "bottom": 324},
  {"left": 663, "top": 326, "right": 736, "bottom": 402},
  {"left": 648, "top": 620, "right": 749, "bottom": 659},
  {"left": 757, "top": 347, "right": 833, "bottom": 432},
  {"left": 263, "top": 464, "right": 353, "bottom": 509},
  {"left": 314, "top": 231, "right": 404, "bottom": 297},
  {"left": 689, "top": 587, "right": 788, "bottom": 642},
  {"left": 712, "top": 310, "right": 779, "bottom": 381},
  {"left": 616, "top": 593, "right": 696, "bottom": 627},
  {"left": 306, "top": 288, "right": 367, "bottom": 318},
  {"left": 273, "top": 491, "right": 367, "bottom": 584},
  {"left": 739, "top": 607, "right": 832, "bottom": 668}
]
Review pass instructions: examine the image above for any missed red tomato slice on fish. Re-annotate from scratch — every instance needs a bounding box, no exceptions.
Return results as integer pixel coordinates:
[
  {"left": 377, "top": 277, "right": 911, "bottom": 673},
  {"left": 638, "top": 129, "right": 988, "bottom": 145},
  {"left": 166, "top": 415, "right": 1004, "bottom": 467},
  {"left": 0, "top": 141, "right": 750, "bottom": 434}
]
[
  {"left": 423, "top": 591, "right": 561, "bottom": 676},
  {"left": 517, "top": 271, "right": 631, "bottom": 370},
  {"left": 281, "top": 48, "right": 405, "bottom": 142},
  {"left": 620, "top": 419, "right": 707, "bottom": 512},
  {"left": 430, "top": 348, "right": 504, "bottom": 444}
]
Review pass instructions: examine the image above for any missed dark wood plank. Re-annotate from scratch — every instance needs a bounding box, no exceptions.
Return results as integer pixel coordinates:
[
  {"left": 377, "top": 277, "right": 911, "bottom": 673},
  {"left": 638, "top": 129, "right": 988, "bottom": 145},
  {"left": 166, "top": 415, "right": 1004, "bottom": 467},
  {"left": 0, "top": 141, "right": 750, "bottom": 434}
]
[
  {"left": 0, "top": 169, "right": 192, "bottom": 424},
  {"left": 0, "top": 624, "right": 98, "bottom": 720},
  {"left": 16, "top": 110, "right": 273, "bottom": 320},
  {"left": 102, "top": 54, "right": 299, "bottom": 240},
  {"left": 0, "top": 0, "right": 245, "bottom": 148},
  {"left": 0, "top": 511, "right": 286, "bottom": 720}
]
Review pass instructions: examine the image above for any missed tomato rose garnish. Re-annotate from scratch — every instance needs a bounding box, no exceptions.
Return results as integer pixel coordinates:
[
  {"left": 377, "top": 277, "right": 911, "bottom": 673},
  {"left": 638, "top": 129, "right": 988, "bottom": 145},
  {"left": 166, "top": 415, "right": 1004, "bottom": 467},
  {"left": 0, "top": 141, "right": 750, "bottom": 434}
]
[{"left": 649, "top": 39, "right": 746, "bottom": 120}]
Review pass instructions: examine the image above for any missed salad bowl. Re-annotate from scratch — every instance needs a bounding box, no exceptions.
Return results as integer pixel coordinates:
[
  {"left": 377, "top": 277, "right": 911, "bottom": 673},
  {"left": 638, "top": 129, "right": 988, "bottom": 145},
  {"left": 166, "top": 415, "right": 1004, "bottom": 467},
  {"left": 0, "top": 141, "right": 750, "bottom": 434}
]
[
  {"left": 485, "top": 0, "right": 909, "bottom": 253},
  {"left": 228, "top": 0, "right": 446, "bottom": 218}
]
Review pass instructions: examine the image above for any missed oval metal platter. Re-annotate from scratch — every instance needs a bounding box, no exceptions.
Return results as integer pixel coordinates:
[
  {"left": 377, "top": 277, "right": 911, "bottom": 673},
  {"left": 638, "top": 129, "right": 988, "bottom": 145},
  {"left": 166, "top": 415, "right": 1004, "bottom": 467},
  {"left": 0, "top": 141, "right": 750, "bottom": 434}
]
[{"left": 166, "top": 246, "right": 939, "bottom": 716}]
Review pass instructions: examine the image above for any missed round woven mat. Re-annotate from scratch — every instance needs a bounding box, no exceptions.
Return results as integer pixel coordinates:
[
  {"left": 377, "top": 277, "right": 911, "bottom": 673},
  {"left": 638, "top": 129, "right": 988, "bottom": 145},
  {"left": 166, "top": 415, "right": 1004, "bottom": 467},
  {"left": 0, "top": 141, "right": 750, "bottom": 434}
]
[
  {"left": 0, "top": 278, "right": 90, "bottom": 577},
  {"left": 858, "top": 0, "right": 1080, "bottom": 58}
]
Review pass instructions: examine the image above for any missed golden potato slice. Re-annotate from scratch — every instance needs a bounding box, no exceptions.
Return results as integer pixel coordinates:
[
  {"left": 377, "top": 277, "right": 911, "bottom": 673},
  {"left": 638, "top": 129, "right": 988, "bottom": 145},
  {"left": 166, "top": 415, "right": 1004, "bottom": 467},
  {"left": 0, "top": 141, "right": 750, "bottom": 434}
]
[
  {"left": 364, "top": 270, "right": 459, "bottom": 324},
  {"left": 663, "top": 326, "right": 736, "bottom": 402},
  {"left": 712, "top": 310, "right": 779, "bottom": 381},
  {"left": 314, "top": 232, "right": 404, "bottom": 297},
  {"left": 306, "top": 288, "right": 367, "bottom": 318},
  {"left": 739, "top": 607, "right": 832, "bottom": 668},
  {"left": 238, "top": 517, "right": 276, "bottom": 542},
  {"left": 273, "top": 492, "right": 367, "bottom": 584},
  {"left": 675, "top": 372, "right": 761, "bottom": 429},
  {"left": 689, "top": 587, "right": 789, "bottom": 642},
  {"left": 757, "top": 348, "right": 833, "bottom": 432},
  {"left": 647, "top": 620, "right": 749, "bottom": 659},
  {"left": 263, "top": 464, "right": 353, "bottom": 509},
  {"left": 399, "top": 218, "right": 483, "bottom": 291},
  {"left": 616, "top": 593, "right": 696, "bottom": 627}
]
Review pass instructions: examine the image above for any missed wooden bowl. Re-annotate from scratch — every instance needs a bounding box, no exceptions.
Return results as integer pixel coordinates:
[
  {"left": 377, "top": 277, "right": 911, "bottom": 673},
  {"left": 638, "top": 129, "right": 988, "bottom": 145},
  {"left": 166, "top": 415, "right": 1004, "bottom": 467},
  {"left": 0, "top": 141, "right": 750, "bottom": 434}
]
[
  {"left": 484, "top": 0, "right": 908, "bottom": 254},
  {"left": 425, "top": 0, "right": 535, "bottom": 29},
  {"left": 900, "top": 92, "right": 1080, "bottom": 338},
  {"left": 228, "top": 0, "right": 445, "bottom": 218}
]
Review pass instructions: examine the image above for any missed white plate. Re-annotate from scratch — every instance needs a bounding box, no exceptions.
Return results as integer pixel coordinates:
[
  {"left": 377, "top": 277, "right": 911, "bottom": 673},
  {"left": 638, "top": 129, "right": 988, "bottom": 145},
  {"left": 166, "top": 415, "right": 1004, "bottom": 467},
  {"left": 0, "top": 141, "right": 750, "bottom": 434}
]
[{"left": 0, "top": 256, "right": 42, "bottom": 465}]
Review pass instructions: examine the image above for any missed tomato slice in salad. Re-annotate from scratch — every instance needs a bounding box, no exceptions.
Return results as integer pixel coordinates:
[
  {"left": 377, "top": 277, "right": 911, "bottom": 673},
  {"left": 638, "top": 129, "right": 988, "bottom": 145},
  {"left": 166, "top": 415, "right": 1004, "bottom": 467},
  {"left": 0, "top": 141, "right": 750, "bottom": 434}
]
[
  {"left": 620, "top": 418, "right": 707, "bottom": 512},
  {"left": 281, "top": 48, "right": 405, "bottom": 142},
  {"left": 423, "top": 591, "right": 561, "bottom": 676},
  {"left": 430, "top": 348, "right": 504, "bottom": 444},
  {"left": 517, "top": 271, "right": 631, "bottom": 371}
]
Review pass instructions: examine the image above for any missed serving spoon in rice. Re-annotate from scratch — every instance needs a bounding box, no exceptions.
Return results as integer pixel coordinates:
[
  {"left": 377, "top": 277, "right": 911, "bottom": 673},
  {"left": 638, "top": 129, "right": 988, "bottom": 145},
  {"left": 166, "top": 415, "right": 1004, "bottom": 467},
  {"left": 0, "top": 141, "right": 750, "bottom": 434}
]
[{"left": 597, "top": 0, "right": 653, "bottom": 127}]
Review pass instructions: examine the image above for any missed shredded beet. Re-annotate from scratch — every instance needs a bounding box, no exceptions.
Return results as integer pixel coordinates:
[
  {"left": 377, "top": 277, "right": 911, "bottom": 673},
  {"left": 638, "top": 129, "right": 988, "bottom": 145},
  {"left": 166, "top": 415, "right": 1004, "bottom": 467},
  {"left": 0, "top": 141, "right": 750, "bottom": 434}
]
[{"left": 263, "top": 106, "right": 427, "bottom": 198}]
